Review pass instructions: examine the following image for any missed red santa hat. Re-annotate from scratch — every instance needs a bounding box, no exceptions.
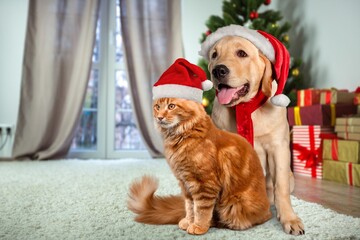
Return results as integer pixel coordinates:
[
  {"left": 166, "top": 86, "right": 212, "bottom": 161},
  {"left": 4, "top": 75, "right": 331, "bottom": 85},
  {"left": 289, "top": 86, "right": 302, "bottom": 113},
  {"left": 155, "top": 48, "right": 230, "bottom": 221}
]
[
  {"left": 199, "top": 25, "right": 290, "bottom": 107},
  {"left": 153, "top": 58, "right": 213, "bottom": 103}
]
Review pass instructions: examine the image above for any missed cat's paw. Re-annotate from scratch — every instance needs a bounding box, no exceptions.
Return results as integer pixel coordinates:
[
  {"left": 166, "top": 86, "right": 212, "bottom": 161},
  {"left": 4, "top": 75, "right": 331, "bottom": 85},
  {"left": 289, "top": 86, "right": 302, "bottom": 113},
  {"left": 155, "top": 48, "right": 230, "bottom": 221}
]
[
  {"left": 187, "top": 223, "right": 209, "bottom": 235},
  {"left": 178, "top": 218, "right": 190, "bottom": 231}
]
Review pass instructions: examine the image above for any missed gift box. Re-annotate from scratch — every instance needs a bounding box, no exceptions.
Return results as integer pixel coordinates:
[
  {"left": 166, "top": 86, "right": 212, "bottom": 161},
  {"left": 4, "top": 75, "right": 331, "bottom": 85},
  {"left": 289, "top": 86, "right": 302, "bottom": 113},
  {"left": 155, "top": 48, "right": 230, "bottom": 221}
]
[
  {"left": 336, "top": 117, "right": 360, "bottom": 126},
  {"left": 297, "top": 89, "right": 321, "bottom": 106},
  {"left": 287, "top": 104, "right": 358, "bottom": 126},
  {"left": 335, "top": 117, "right": 360, "bottom": 140},
  {"left": 354, "top": 93, "right": 360, "bottom": 105},
  {"left": 337, "top": 132, "right": 360, "bottom": 141},
  {"left": 323, "top": 160, "right": 360, "bottom": 187},
  {"left": 292, "top": 126, "right": 334, "bottom": 179},
  {"left": 320, "top": 89, "right": 355, "bottom": 105},
  {"left": 335, "top": 125, "right": 360, "bottom": 133},
  {"left": 322, "top": 139, "right": 360, "bottom": 163}
]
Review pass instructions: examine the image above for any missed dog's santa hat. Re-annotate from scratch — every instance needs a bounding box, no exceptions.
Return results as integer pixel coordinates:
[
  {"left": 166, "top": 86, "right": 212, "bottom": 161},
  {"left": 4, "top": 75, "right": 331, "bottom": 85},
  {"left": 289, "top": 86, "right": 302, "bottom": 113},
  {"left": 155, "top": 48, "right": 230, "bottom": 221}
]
[
  {"left": 199, "top": 24, "right": 290, "bottom": 107},
  {"left": 153, "top": 58, "right": 213, "bottom": 103}
]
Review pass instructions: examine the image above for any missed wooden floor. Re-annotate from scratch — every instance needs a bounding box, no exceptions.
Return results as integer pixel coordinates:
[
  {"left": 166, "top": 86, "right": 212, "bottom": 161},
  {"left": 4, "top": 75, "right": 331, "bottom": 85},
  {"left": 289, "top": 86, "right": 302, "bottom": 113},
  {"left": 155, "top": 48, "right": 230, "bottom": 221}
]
[{"left": 292, "top": 174, "right": 360, "bottom": 217}]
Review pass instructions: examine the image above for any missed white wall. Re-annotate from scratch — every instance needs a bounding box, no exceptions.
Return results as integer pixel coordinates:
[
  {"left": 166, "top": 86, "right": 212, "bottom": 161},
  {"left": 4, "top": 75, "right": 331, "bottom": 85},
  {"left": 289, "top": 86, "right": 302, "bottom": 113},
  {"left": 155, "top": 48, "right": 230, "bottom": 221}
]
[
  {"left": 0, "top": 0, "right": 28, "bottom": 125},
  {"left": 182, "top": 0, "right": 360, "bottom": 90},
  {"left": 181, "top": 0, "right": 222, "bottom": 64},
  {"left": 0, "top": 0, "right": 28, "bottom": 157},
  {"left": 274, "top": 0, "right": 360, "bottom": 90}
]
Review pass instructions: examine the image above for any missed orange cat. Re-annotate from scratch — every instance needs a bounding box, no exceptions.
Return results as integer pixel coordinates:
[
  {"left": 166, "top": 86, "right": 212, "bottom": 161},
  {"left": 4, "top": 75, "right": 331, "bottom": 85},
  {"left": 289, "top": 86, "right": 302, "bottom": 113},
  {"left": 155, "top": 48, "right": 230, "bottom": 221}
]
[{"left": 128, "top": 97, "right": 271, "bottom": 235}]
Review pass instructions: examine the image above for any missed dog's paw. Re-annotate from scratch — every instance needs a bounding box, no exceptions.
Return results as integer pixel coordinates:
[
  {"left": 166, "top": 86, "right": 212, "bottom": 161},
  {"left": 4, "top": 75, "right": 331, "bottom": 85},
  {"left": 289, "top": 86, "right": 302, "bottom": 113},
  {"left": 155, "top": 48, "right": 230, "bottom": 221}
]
[
  {"left": 178, "top": 218, "right": 190, "bottom": 231},
  {"left": 281, "top": 216, "right": 305, "bottom": 235},
  {"left": 187, "top": 223, "right": 209, "bottom": 235}
]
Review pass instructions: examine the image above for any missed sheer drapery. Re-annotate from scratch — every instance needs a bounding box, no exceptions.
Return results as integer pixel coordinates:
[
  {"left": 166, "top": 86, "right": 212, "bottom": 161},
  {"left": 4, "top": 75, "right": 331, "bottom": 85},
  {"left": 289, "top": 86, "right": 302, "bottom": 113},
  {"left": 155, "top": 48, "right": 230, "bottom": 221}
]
[
  {"left": 120, "top": 0, "right": 183, "bottom": 157},
  {"left": 12, "top": 0, "right": 100, "bottom": 160}
]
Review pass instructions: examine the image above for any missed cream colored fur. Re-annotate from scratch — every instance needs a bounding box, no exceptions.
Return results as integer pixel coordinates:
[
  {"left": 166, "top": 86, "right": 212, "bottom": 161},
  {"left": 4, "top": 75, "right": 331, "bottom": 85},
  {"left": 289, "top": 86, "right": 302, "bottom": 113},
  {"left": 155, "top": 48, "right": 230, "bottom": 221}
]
[{"left": 209, "top": 36, "right": 304, "bottom": 235}]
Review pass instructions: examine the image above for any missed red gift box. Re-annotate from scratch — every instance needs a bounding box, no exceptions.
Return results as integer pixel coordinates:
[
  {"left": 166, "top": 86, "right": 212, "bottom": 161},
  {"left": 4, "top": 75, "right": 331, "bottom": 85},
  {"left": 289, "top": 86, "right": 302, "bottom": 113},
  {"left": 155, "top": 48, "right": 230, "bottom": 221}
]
[
  {"left": 292, "top": 125, "right": 334, "bottom": 179},
  {"left": 353, "top": 87, "right": 360, "bottom": 105},
  {"left": 297, "top": 89, "right": 321, "bottom": 106},
  {"left": 354, "top": 93, "right": 360, "bottom": 105},
  {"left": 287, "top": 104, "right": 358, "bottom": 126}
]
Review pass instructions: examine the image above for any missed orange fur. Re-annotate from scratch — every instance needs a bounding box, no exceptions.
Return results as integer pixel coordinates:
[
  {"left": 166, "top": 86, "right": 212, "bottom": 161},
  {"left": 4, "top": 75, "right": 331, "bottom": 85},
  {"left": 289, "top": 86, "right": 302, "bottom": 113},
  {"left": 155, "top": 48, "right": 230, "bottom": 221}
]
[
  {"left": 127, "top": 175, "right": 185, "bottom": 224},
  {"left": 127, "top": 98, "right": 271, "bottom": 235}
]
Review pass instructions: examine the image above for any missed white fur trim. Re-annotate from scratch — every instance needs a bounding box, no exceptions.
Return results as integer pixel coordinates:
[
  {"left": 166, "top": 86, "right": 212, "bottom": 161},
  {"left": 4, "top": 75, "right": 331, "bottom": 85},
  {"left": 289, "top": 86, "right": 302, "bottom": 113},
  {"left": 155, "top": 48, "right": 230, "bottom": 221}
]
[
  {"left": 202, "top": 80, "right": 213, "bottom": 91},
  {"left": 199, "top": 25, "right": 275, "bottom": 63},
  {"left": 153, "top": 84, "right": 203, "bottom": 103},
  {"left": 270, "top": 94, "right": 290, "bottom": 107}
]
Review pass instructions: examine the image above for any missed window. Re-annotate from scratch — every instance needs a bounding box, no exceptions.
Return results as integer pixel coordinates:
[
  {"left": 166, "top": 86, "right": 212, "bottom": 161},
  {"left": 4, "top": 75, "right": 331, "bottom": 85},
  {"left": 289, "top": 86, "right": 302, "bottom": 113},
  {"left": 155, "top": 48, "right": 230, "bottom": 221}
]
[{"left": 70, "top": 0, "right": 148, "bottom": 159}]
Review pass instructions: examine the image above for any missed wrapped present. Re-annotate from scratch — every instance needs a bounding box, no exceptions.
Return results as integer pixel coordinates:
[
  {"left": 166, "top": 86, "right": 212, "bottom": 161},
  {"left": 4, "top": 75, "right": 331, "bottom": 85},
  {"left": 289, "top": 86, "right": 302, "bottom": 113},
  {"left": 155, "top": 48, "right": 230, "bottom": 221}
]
[
  {"left": 335, "top": 125, "right": 360, "bottom": 133},
  {"left": 337, "top": 132, "right": 360, "bottom": 141},
  {"left": 292, "top": 125, "right": 334, "bottom": 179},
  {"left": 354, "top": 87, "right": 360, "bottom": 105},
  {"left": 323, "top": 160, "right": 360, "bottom": 187},
  {"left": 322, "top": 139, "right": 360, "bottom": 163},
  {"left": 287, "top": 104, "right": 358, "bottom": 126},
  {"left": 297, "top": 89, "right": 321, "bottom": 106},
  {"left": 354, "top": 93, "right": 360, "bottom": 105},
  {"left": 335, "top": 117, "right": 360, "bottom": 141},
  {"left": 336, "top": 117, "right": 360, "bottom": 126},
  {"left": 320, "top": 89, "right": 355, "bottom": 105}
]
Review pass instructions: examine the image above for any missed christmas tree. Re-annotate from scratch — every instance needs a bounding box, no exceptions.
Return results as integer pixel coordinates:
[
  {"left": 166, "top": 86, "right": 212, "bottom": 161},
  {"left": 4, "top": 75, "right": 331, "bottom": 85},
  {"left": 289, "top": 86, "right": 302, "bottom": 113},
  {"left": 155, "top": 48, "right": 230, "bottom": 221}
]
[{"left": 199, "top": 0, "right": 307, "bottom": 114}]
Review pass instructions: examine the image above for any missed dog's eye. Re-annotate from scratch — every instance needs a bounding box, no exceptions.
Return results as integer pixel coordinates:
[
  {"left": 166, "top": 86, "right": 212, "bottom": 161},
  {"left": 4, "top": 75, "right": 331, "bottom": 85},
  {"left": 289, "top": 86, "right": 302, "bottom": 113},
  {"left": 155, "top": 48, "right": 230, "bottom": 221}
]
[
  {"left": 211, "top": 51, "right": 218, "bottom": 59},
  {"left": 237, "top": 50, "right": 248, "bottom": 58}
]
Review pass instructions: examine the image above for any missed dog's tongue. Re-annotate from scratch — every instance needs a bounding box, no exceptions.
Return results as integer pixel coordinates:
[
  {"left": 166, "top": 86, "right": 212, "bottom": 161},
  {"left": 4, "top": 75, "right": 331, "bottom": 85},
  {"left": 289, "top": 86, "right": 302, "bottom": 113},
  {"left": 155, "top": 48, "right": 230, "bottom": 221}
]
[{"left": 217, "top": 88, "right": 239, "bottom": 105}]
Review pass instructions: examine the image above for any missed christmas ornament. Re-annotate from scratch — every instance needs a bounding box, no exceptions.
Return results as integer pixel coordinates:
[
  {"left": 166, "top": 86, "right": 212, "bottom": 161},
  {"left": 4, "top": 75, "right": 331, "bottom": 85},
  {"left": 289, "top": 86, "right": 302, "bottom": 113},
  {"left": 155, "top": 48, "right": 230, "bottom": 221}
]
[
  {"left": 264, "top": 0, "right": 271, "bottom": 5},
  {"left": 283, "top": 34, "right": 289, "bottom": 42},
  {"left": 205, "top": 30, "right": 212, "bottom": 36},
  {"left": 249, "top": 11, "right": 259, "bottom": 20},
  {"left": 202, "top": 98, "right": 209, "bottom": 107},
  {"left": 292, "top": 68, "right": 299, "bottom": 77}
]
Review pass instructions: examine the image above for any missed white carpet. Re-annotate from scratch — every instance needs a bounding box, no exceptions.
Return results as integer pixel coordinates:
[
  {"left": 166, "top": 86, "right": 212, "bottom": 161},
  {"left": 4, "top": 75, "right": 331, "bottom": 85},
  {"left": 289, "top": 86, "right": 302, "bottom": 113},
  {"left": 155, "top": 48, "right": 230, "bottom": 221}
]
[{"left": 0, "top": 159, "right": 359, "bottom": 240}]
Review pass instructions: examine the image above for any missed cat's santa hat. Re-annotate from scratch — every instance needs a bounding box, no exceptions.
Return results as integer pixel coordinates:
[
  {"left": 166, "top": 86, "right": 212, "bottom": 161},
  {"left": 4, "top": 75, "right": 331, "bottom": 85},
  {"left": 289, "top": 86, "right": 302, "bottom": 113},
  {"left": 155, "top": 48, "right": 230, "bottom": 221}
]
[
  {"left": 153, "top": 58, "right": 213, "bottom": 103},
  {"left": 199, "top": 25, "right": 290, "bottom": 107}
]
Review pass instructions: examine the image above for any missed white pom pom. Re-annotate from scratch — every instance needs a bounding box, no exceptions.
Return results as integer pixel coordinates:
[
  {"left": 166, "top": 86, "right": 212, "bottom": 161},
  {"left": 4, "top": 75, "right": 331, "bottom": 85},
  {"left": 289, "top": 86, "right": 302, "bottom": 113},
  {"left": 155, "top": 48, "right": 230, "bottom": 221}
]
[
  {"left": 202, "top": 80, "right": 213, "bottom": 91},
  {"left": 270, "top": 94, "right": 290, "bottom": 107}
]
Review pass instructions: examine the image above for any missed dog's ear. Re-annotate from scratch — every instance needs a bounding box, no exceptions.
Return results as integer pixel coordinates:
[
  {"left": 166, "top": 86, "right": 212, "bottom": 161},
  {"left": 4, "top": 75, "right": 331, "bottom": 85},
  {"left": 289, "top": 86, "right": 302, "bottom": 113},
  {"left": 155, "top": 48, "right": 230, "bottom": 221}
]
[{"left": 259, "top": 54, "right": 273, "bottom": 98}]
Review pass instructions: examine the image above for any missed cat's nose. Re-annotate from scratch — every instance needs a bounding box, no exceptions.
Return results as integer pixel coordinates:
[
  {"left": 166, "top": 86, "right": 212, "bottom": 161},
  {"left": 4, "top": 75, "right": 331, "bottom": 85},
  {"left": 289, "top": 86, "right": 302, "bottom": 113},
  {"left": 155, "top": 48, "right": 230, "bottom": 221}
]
[{"left": 157, "top": 117, "right": 164, "bottom": 121}]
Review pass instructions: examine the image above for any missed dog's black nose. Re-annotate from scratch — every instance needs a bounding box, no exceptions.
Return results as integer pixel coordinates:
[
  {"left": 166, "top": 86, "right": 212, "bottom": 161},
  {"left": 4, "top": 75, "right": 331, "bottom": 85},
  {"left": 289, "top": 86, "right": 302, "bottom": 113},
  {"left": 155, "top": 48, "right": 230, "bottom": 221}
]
[{"left": 212, "top": 65, "right": 229, "bottom": 80}]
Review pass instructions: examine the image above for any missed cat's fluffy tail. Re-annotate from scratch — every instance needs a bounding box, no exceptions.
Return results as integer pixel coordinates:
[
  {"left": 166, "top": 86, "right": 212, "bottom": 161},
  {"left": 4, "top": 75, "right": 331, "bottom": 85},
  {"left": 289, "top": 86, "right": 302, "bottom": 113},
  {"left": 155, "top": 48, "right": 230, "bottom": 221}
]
[{"left": 127, "top": 175, "right": 185, "bottom": 224}]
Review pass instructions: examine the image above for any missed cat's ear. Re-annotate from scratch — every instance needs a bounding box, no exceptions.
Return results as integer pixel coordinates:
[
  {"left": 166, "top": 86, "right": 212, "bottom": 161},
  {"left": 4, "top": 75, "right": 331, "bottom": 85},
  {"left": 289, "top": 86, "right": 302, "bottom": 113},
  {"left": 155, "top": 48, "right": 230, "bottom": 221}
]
[{"left": 259, "top": 54, "right": 273, "bottom": 98}]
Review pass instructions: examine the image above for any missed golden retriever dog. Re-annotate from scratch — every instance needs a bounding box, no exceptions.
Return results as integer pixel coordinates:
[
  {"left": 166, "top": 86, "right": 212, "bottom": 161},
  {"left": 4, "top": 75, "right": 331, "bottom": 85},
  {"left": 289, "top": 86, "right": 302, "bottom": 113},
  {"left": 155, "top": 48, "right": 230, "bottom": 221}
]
[{"left": 200, "top": 28, "right": 304, "bottom": 235}]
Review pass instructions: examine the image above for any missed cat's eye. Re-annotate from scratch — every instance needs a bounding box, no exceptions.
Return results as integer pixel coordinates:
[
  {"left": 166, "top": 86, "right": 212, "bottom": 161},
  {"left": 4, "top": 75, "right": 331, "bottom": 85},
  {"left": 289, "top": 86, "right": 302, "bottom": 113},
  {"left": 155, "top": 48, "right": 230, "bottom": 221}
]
[
  {"left": 154, "top": 104, "right": 160, "bottom": 110},
  {"left": 237, "top": 50, "right": 247, "bottom": 58},
  {"left": 168, "top": 104, "right": 176, "bottom": 110}
]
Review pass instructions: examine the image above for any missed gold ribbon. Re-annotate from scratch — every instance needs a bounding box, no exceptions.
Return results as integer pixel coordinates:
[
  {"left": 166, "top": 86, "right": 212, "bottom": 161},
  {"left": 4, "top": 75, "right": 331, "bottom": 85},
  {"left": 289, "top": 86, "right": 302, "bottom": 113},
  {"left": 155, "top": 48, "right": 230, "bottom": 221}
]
[
  {"left": 299, "top": 90, "right": 305, "bottom": 106},
  {"left": 294, "top": 106, "right": 302, "bottom": 125},
  {"left": 330, "top": 104, "right": 336, "bottom": 126}
]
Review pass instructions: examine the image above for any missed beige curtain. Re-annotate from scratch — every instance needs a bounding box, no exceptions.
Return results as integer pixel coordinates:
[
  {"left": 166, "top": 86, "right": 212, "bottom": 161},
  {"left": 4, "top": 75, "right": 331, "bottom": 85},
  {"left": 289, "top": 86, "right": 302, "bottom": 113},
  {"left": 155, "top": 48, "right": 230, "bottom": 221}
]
[
  {"left": 120, "top": 0, "right": 183, "bottom": 157},
  {"left": 12, "top": 0, "right": 100, "bottom": 160}
]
